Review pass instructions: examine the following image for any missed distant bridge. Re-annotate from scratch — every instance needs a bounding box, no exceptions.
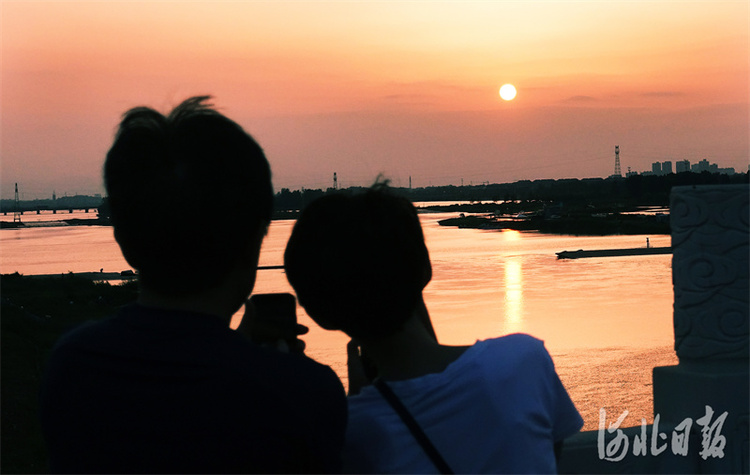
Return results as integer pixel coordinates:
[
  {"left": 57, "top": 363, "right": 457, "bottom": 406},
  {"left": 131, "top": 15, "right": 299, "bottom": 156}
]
[{"left": 2, "top": 206, "right": 101, "bottom": 216}]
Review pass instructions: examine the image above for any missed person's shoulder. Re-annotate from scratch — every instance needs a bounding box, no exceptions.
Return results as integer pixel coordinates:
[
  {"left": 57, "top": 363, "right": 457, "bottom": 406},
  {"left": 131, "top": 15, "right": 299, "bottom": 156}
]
[
  {"left": 474, "top": 333, "right": 552, "bottom": 369},
  {"left": 479, "top": 333, "right": 547, "bottom": 355},
  {"left": 50, "top": 303, "right": 162, "bottom": 350},
  {"left": 491, "top": 332, "right": 543, "bottom": 345},
  {"left": 229, "top": 343, "right": 345, "bottom": 397},
  {"left": 51, "top": 313, "right": 119, "bottom": 351},
  {"left": 264, "top": 353, "right": 347, "bottom": 417},
  {"left": 294, "top": 354, "right": 344, "bottom": 392},
  {"left": 273, "top": 350, "right": 341, "bottom": 380}
]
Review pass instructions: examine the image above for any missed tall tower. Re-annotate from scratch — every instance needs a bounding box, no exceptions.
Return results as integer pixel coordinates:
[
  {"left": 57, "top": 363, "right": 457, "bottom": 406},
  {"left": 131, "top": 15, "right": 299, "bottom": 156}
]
[
  {"left": 13, "top": 183, "right": 21, "bottom": 223},
  {"left": 333, "top": 172, "right": 338, "bottom": 190},
  {"left": 614, "top": 145, "right": 622, "bottom": 177}
]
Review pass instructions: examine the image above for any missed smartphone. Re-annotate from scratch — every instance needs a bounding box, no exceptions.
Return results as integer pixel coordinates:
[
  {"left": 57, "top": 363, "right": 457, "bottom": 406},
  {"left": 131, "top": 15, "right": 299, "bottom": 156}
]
[{"left": 248, "top": 293, "right": 298, "bottom": 345}]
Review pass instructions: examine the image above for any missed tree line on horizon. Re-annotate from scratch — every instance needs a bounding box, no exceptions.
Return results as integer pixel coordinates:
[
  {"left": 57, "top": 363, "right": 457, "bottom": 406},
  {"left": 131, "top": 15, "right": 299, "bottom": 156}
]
[
  {"left": 274, "top": 171, "right": 748, "bottom": 211},
  {"left": 3, "top": 171, "right": 747, "bottom": 215}
]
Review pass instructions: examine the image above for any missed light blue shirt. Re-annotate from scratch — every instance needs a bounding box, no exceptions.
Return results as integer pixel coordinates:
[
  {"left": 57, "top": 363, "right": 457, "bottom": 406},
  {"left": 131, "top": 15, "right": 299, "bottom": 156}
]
[{"left": 344, "top": 334, "right": 583, "bottom": 473}]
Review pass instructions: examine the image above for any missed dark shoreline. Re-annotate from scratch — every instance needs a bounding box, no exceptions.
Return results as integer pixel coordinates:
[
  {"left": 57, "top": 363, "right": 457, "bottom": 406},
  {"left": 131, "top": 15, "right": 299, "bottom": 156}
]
[
  {"left": 0, "top": 218, "right": 110, "bottom": 229},
  {"left": 437, "top": 212, "right": 671, "bottom": 235},
  {"left": 23, "top": 271, "right": 136, "bottom": 281}
]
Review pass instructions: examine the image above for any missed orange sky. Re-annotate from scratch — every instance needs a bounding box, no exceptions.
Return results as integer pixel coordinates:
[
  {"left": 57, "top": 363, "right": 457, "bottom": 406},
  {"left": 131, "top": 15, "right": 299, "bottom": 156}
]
[{"left": 2, "top": 1, "right": 748, "bottom": 198}]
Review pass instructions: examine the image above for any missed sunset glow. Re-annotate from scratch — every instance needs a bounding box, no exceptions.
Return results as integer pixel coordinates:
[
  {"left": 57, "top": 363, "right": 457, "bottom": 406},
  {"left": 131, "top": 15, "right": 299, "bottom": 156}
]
[{"left": 1, "top": 1, "right": 748, "bottom": 198}]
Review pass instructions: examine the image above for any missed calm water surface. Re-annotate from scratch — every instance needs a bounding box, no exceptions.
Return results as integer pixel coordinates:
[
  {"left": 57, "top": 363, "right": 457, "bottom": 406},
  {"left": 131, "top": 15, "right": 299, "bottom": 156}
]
[{"left": 1, "top": 214, "right": 677, "bottom": 429}]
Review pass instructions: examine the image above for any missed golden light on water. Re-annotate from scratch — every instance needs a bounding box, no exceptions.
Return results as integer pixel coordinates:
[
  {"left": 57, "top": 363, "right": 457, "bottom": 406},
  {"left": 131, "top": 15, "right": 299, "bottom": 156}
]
[
  {"left": 500, "top": 229, "right": 521, "bottom": 241},
  {"left": 503, "top": 256, "right": 524, "bottom": 333},
  {"left": 500, "top": 230, "right": 523, "bottom": 333}
]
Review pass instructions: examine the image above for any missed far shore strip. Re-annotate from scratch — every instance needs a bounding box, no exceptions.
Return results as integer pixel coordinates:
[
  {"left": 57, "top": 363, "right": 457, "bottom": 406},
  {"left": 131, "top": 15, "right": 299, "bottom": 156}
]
[{"left": 9, "top": 266, "right": 286, "bottom": 282}]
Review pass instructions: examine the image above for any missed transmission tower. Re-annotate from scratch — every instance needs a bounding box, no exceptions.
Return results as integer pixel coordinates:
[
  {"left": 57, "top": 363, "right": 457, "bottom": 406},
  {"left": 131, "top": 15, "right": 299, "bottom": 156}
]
[
  {"left": 614, "top": 145, "right": 622, "bottom": 177},
  {"left": 13, "top": 183, "right": 22, "bottom": 223}
]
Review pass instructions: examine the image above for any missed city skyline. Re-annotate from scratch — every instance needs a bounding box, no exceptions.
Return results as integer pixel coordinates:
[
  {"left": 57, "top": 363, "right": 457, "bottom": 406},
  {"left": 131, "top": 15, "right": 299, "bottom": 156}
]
[
  {"left": 2, "top": 1, "right": 748, "bottom": 200},
  {"left": 628, "top": 157, "right": 741, "bottom": 177}
]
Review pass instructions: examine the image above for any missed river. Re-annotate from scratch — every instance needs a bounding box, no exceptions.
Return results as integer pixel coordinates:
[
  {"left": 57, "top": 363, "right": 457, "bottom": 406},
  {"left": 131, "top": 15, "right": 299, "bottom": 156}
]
[{"left": 0, "top": 211, "right": 677, "bottom": 430}]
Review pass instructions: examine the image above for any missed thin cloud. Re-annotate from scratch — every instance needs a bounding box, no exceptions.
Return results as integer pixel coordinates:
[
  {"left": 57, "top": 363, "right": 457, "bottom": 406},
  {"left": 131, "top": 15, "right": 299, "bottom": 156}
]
[
  {"left": 383, "top": 93, "right": 433, "bottom": 101},
  {"left": 640, "top": 91, "right": 687, "bottom": 98},
  {"left": 564, "top": 95, "right": 598, "bottom": 103}
]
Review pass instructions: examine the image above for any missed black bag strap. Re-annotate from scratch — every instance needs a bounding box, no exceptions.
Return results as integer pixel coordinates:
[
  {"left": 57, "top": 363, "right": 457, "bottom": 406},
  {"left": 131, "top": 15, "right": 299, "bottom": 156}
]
[{"left": 374, "top": 379, "right": 454, "bottom": 474}]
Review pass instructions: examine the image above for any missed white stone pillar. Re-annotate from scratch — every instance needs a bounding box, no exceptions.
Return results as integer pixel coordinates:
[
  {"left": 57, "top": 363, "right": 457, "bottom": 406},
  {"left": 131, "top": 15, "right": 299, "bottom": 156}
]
[{"left": 653, "top": 184, "right": 749, "bottom": 473}]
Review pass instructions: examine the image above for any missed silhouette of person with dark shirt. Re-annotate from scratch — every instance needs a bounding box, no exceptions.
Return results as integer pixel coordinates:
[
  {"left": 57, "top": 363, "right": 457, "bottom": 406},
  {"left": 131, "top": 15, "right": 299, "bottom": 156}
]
[
  {"left": 40, "top": 96, "right": 347, "bottom": 473},
  {"left": 284, "top": 183, "right": 582, "bottom": 473}
]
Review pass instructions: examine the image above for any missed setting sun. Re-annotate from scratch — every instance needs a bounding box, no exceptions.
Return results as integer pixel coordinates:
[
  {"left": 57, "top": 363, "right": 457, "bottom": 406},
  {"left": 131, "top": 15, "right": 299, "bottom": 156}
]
[{"left": 499, "top": 84, "right": 517, "bottom": 101}]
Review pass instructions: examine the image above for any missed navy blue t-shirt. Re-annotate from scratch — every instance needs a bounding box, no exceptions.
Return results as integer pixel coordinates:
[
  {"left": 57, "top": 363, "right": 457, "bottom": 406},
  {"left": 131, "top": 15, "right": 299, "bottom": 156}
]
[{"left": 40, "top": 304, "right": 347, "bottom": 473}]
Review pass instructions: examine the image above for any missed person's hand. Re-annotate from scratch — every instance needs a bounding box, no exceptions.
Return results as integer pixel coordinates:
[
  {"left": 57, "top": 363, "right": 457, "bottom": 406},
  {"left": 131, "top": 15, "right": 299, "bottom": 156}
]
[{"left": 237, "top": 299, "right": 308, "bottom": 353}]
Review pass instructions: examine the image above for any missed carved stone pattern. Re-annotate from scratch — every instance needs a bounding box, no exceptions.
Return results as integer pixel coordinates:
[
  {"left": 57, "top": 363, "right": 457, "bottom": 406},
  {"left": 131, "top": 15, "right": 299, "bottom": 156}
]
[{"left": 671, "top": 185, "right": 749, "bottom": 360}]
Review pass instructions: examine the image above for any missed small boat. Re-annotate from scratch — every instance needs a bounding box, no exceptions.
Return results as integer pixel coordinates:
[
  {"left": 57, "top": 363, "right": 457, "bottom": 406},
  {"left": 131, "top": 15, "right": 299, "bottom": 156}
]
[{"left": 556, "top": 247, "right": 672, "bottom": 259}]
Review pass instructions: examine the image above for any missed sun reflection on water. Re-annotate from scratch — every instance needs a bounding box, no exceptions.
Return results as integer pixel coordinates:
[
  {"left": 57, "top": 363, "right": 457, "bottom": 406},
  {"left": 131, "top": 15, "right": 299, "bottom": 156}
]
[
  {"left": 502, "top": 256, "right": 524, "bottom": 334},
  {"left": 500, "top": 229, "right": 522, "bottom": 241}
]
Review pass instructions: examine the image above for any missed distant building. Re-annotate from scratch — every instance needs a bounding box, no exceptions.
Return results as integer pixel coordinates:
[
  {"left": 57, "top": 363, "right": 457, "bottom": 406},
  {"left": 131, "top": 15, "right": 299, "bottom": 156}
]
[
  {"left": 650, "top": 161, "right": 673, "bottom": 176},
  {"left": 676, "top": 160, "right": 690, "bottom": 173},
  {"left": 635, "top": 157, "right": 736, "bottom": 177},
  {"left": 692, "top": 159, "right": 710, "bottom": 173}
]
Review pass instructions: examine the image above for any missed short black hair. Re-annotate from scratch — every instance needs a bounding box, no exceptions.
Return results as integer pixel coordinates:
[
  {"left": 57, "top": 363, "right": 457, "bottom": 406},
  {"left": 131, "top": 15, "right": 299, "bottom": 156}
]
[
  {"left": 104, "top": 96, "right": 273, "bottom": 295},
  {"left": 284, "top": 184, "right": 431, "bottom": 340}
]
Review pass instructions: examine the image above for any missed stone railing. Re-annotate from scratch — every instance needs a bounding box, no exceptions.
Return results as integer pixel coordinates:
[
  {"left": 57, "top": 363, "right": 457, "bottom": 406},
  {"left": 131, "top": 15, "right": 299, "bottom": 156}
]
[{"left": 559, "top": 184, "right": 749, "bottom": 474}]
